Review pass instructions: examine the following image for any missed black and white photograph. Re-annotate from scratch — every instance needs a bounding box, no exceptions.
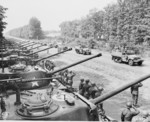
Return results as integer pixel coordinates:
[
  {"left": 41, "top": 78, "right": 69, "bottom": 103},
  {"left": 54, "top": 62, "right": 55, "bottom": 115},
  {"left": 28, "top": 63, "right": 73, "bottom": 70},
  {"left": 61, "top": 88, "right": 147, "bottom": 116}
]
[{"left": 0, "top": 0, "right": 150, "bottom": 121}]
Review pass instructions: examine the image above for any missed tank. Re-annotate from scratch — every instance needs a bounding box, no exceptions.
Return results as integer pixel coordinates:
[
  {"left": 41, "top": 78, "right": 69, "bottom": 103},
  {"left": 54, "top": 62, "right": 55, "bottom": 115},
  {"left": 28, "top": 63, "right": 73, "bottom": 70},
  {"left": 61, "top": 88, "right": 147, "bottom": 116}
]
[
  {"left": 0, "top": 53, "right": 101, "bottom": 91},
  {"left": 1, "top": 64, "right": 150, "bottom": 121},
  {"left": 0, "top": 45, "right": 55, "bottom": 69}
]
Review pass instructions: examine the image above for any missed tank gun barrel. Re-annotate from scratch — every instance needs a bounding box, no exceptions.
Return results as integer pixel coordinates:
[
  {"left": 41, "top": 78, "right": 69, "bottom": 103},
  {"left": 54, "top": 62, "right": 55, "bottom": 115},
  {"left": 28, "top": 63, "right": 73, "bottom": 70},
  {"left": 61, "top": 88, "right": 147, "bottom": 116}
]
[
  {"left": 20, "top": 41, "right": 34, "bottom": 47},
  {"left": 34, "top": 48, "right": 72, "bottom": 63},
  {"left": 26, "top": 46, "right": 54, "bottom": 56},
  {"left": 90, "top": 74, "right": 150, "bottom": 105},
  {"left": 51, "top": 53, "right": 102, "bottom": 75},
  {"left": 19, "top": 40, "right": 31, "bottom": 45},
  {"left": 0, "top": 76, "right": 61, "bottom": 84},
  {"left": 21, "top": 42, "right": 37, "bottom": 49},
  {"left": 28, "top": 44, "right": 44, "bottom": 51}
]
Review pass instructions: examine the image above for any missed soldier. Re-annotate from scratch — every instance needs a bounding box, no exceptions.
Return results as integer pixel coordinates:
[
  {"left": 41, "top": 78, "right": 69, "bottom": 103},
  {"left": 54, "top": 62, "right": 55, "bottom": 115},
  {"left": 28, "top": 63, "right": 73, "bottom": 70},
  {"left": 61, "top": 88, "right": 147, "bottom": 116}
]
[
  {"left": 83, "top": 79, "right": 91, "bottom": 99},
  {"left": 95, "top": 86, "right": 105, "bottom": 115},
  {"left": 131, "top": 83, "right": 143, "bottom": 107},
  {"left": 67, "top": 71, "right": 76, "bottom": 87},
  {"left": 121, "top": 101, "right": 140, "bottom": 122},
  {"left": 79, "top": 78, "right": 84, "bottom": 96},
  {"left": 89, "top": 83, "right": 97, "bottom": 99},
  {"left": 0, "top": 97, "right": 6, "bottom": 114}
]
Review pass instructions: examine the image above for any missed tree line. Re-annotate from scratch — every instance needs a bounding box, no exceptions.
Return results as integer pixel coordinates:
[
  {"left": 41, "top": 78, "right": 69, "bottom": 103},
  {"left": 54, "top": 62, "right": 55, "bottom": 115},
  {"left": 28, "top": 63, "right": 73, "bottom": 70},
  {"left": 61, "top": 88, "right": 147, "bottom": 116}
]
[
  {"left": 0, "top": 5, "right": 7, "bottom": 39},
  {"left": 59, "top": 0, "right": 150, "bottom": 51},
  {"left": 7, "top": 17, "right": 44, "bottom": 39}
]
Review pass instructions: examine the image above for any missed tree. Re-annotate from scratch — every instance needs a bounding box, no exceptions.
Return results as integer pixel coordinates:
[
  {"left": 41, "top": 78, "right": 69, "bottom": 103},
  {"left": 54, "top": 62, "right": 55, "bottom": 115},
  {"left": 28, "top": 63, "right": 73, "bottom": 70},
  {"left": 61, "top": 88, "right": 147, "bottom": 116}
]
[
  {"left": 0, "top": 5, "right": 7, "bottom": 38},
  {"left": 29, "top": 17, "right": 44, "bottom": 39}
]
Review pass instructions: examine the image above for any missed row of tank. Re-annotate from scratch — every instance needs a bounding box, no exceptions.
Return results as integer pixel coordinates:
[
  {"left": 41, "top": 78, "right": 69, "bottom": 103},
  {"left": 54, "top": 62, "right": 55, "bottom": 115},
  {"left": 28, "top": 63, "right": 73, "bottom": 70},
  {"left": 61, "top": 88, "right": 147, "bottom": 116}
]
[{"left": 0, "top": 37, "right": 150, "bottom": 121}]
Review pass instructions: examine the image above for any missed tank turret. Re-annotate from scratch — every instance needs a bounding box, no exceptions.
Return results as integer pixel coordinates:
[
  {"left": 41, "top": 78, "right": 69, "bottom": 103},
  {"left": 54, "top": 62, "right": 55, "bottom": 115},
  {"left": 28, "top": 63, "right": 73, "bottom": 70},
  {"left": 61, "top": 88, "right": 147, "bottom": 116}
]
[{"left": 0, "top": 53, "right": 102, "bottom": 90}]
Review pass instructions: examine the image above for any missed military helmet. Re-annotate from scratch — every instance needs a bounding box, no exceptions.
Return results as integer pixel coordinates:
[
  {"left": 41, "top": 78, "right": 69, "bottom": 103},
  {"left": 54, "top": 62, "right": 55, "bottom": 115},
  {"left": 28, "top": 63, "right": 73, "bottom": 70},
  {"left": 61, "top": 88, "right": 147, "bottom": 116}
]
[
  {"left": 80, "top": 78, "right": 84, "bottom": 81},
  {"left": 85, "top": 79, "right": 90, "bottom": 83},
  {"left": 126, "top": 101, "right": 132, "bottom": 108},
  {"left": 92, "top": 83, "right": 96, "bottom": 86}
]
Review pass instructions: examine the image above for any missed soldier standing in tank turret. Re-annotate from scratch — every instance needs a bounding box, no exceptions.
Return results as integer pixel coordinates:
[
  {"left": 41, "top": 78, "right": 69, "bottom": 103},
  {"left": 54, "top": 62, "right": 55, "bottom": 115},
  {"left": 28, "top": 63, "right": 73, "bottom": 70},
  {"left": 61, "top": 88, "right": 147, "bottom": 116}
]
[
  {"left": 131, "top": 83, "right": 143, "bottom": 107},
  {"left": 121, "top": 101, "right": 140, "bottom": 122}
]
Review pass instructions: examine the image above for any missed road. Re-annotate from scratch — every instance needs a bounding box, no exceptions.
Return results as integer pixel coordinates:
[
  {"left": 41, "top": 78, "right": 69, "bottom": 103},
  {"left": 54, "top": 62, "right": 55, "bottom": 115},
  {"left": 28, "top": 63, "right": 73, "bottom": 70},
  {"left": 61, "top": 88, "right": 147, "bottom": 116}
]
[
  {"left": 37, "top": 47, "right": 150, "bottom": 120},
  {"left": 5, "top": 36, "right": 150, "bottom": 120}
]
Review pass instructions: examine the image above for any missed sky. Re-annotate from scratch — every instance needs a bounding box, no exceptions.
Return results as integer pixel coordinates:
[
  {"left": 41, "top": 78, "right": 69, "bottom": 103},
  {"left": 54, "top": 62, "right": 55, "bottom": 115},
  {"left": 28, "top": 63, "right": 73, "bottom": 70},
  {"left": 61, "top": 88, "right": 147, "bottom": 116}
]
[{"left": 1, "top": 0, "right": 117, "bottom": 32}]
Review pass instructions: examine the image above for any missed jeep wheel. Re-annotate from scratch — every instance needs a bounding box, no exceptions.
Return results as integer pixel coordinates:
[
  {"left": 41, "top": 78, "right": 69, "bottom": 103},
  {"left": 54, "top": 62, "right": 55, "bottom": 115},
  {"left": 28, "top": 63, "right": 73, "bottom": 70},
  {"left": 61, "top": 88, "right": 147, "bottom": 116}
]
[
  {"left": 117, "top": 58, "right": 122, "bottom": 63},
  {"left": 138, "top": 62, "right": 142, "bottom": 66},
  {"left": 128, "top": 60, "right": 134, "bottom": 66}
]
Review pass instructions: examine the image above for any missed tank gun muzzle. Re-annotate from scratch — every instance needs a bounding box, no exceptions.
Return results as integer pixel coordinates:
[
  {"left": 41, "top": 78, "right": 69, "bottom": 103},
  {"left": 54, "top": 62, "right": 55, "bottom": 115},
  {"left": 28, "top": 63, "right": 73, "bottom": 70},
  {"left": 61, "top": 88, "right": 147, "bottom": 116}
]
[{"left": 90, "top": 74, "right": 150, "bottom": 105}]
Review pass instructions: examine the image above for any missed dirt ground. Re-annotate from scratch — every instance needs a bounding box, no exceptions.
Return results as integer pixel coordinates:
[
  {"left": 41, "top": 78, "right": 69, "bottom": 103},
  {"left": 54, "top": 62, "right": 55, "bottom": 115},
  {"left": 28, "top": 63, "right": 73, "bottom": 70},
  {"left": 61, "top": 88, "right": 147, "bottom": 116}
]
[{"left": 36, "top": 46, "right": 150, "bottom": 121}]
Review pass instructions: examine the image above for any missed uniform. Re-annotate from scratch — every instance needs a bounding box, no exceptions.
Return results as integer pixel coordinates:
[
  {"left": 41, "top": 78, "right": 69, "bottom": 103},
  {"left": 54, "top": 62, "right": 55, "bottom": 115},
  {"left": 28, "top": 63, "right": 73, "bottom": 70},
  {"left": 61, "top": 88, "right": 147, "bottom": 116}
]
[
  {"left": 131, "top": 83, "right": 143, "bottom": 106},
  {"left": 83, "top": 80, "right": 91, "bottom": 99},
  {"left": 0, "top": 98, "right": 6, "bottom": 114},
  {"left": 79, "top": 79, "right": 84, "bottom": 96},
  {"left": 121, "top": 102, "right": 139, "bottom": 122},
  {"left": 89, "top": 84, "right": 97, "bottom": 99},
  {"left": 67, "top": 71, "right": 75, "bottom": 87}
]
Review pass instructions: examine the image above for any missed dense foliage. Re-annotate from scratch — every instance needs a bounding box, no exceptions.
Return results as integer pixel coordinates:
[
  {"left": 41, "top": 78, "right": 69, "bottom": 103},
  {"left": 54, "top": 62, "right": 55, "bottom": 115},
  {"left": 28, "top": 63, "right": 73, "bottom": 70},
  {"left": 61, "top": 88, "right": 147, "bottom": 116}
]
[
  {"left": 59, "top": 0, "right": 150, "bottom": 52},
  {"left": 8, "top": 17, "right": 44, "bottom": 39},
  {"left": 0, "top": 5, "right": 7, "bottom": 38}
]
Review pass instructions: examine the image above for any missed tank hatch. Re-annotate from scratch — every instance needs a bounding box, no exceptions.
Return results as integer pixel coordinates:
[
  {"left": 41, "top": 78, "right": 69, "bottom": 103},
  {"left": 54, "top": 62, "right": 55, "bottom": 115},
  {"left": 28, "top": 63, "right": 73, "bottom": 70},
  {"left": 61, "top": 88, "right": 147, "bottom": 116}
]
[{"left": 16, "top": 93, "right": 59, "bottom": 118}]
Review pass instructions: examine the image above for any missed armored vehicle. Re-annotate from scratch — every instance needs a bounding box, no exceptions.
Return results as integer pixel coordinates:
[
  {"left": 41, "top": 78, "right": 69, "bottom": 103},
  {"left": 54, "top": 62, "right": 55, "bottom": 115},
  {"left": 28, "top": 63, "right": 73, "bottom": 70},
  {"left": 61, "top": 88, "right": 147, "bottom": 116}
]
[
  {"left": 0, "top": 53, "right": 101, "bottom": 91},
  {"left": 0, "top": 66, "right": 149, "bottom": 121},
  {"left": 111, "top": 49, "right": 144, "bottom": 66},
  {"left": 75, "top": 46, "right": 91, "bottom": 55}
]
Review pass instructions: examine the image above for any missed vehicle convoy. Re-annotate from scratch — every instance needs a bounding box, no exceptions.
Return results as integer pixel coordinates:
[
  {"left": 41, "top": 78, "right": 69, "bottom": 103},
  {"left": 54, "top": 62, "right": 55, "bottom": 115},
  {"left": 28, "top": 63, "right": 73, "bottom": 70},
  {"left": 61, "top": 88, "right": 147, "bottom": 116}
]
[
  {"left": 111, "top": 49, "right": 144, "bottom": 66},
  {"left": 75, "top": 46, "right": 91, "bottom": 55}
]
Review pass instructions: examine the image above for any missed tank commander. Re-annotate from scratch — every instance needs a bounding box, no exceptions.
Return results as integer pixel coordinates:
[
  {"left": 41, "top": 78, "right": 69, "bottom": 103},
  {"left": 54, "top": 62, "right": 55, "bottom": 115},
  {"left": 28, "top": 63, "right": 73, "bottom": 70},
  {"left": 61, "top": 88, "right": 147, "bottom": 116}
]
[
  {"left": 131, "top": 83, "right": 143, "bottom": 107},
  {"left": 121, "top": 101, "right": 140, "bottom": 122},
  {"left": 79, "top": 78, "right": 84, "bottom": 96}
]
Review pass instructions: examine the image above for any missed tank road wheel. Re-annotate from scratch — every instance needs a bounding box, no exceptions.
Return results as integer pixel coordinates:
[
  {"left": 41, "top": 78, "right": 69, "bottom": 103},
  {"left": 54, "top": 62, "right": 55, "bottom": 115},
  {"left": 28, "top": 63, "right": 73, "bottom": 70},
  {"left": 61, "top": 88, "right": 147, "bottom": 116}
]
[
  {"left": 128, "top": 60, "right": 134, "bottom": 66},
  {"left": 114, "top": 58, "right": 118, "bottom": 62},
  {"left": 138, "top": 62, "right": 142, "bottom": 66}
]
